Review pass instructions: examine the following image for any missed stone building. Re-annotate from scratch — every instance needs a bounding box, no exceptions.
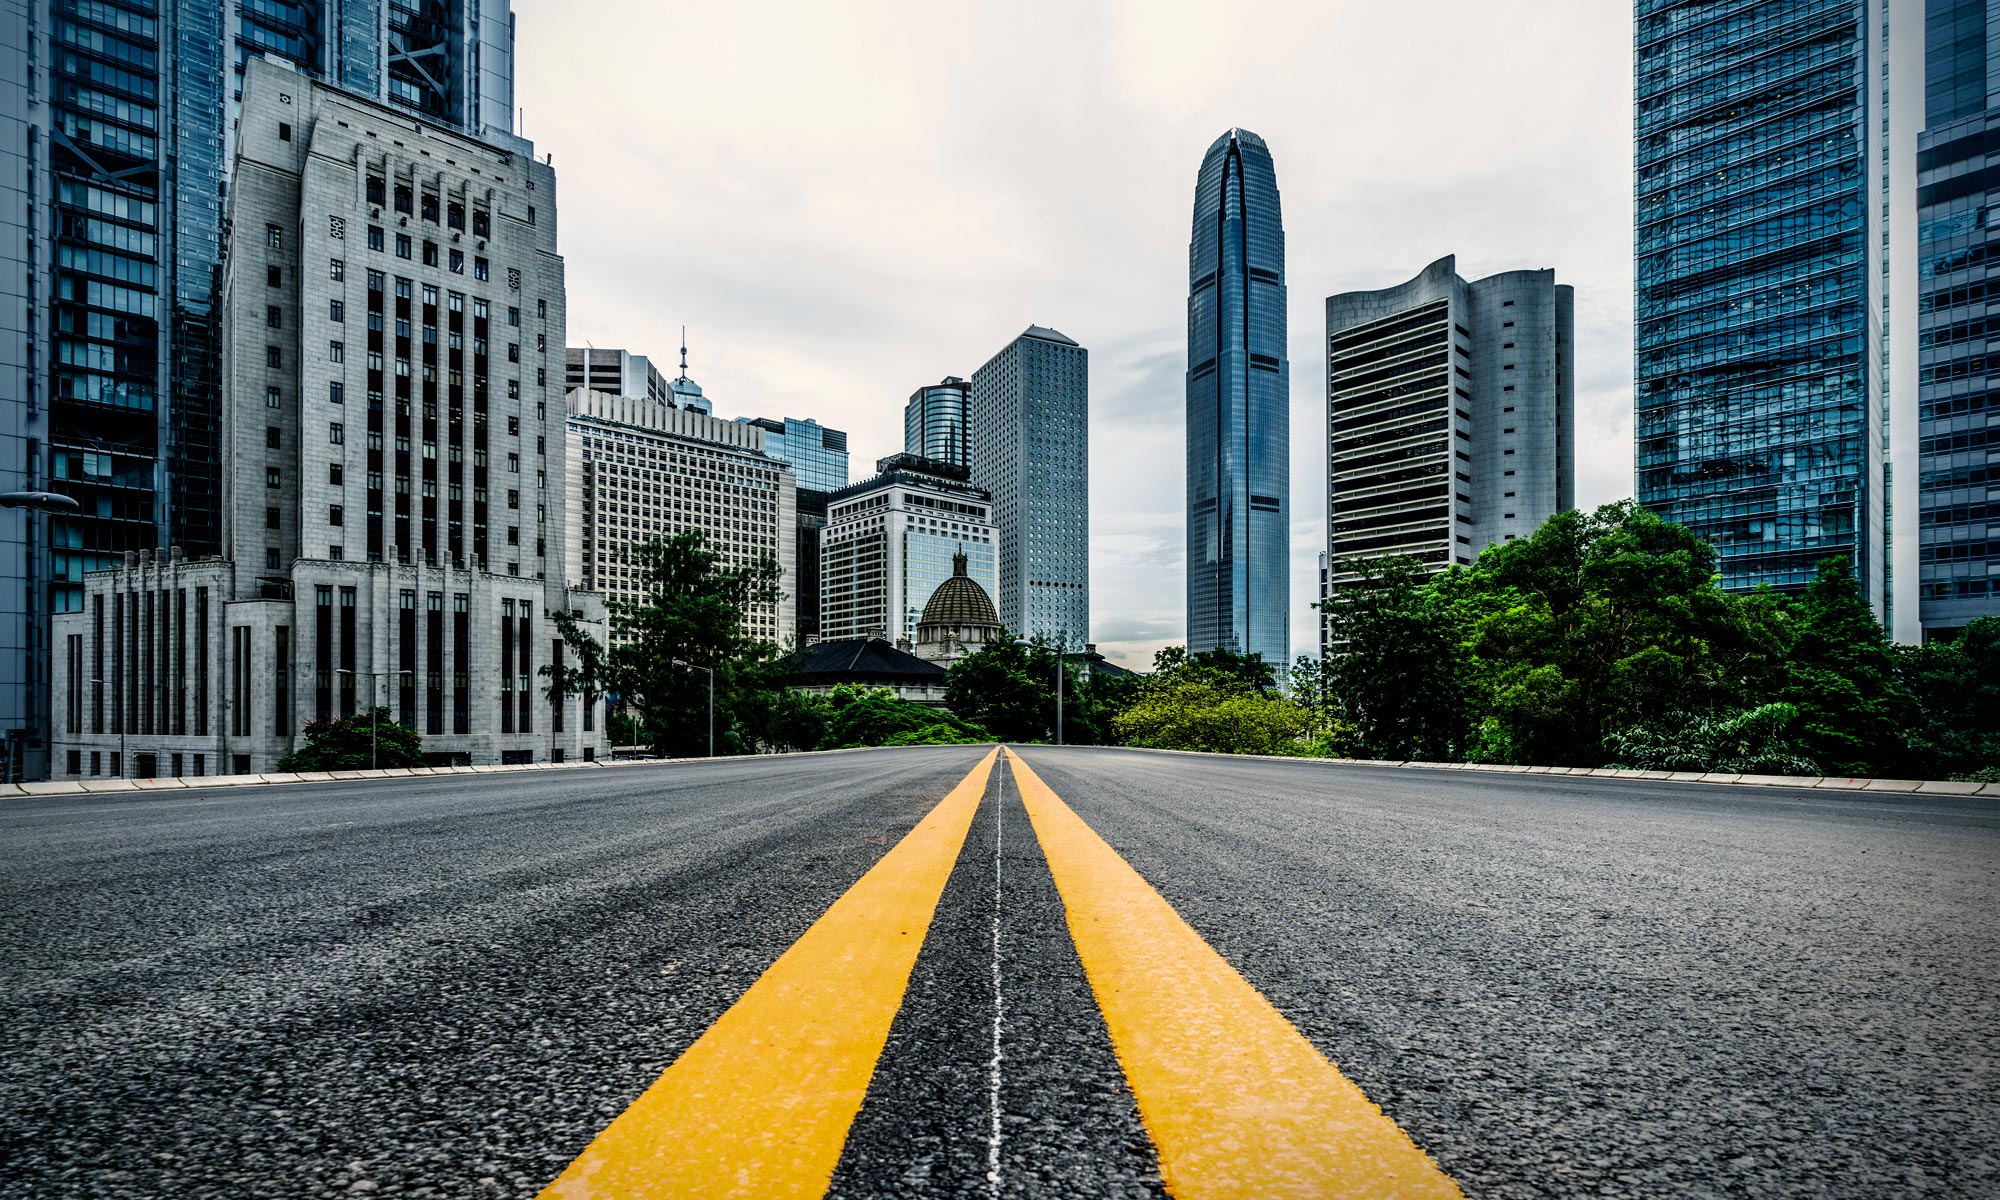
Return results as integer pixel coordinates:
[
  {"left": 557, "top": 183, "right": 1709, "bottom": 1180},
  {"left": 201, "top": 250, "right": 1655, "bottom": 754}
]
[
  {"left": 913, "top": 551, "right": 1003, "bottom": 664},
  {"left": 48, "top": 59, "right": 604, "bottom": 779}
]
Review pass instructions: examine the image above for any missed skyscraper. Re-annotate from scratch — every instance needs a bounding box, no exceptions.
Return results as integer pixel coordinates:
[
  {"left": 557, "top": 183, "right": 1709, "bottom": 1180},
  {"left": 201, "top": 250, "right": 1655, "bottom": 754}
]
[
  {"left": 736, "top": 416, "right": 848, "bottom": 492},
  {"left": 1324, "top": 257, "right": 1575, "bottom": 623},
  {"left": 1916, "top": 0, "right": 2000, "bottom": 637},
  {"left": 1186, "top": 127, "right": 1288, "bottom": 668},
  {"left": 820, "top": 454, "right": 997, "bottom": 646},
  {"left": 970, "top": 326, "right": 1089, "bottom": 645},
  {"left": 905, "top": 377, "right": 970, "bottom": 469},
  {"left": 1634, "top": 1, "right": 1889, "bottom": 616}
]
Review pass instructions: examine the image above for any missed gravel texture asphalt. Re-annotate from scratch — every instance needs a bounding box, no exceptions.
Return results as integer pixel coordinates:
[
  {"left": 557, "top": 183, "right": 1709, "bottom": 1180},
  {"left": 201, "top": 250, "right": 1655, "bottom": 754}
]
[{"left": 2, "top": 744, "right": 1995, "bottom": 1198}]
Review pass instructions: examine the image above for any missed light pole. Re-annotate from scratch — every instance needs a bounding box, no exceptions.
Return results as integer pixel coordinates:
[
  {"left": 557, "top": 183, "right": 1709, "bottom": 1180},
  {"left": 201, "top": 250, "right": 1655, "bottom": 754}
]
[
  {"left": 88, "top": 677, "right": 124, "bottom": 777},
  {"left": 334, "top": 668, "right": 412, "bottom": 769},
  {"left": 1052, "top": 632, "right": 1068, "bottom": 747},
  {"left": 672, "top": 659, "right": 714, "bottom": 757},
  {"left": 5, "top": 492, "right": 79, "bottom": 783}
]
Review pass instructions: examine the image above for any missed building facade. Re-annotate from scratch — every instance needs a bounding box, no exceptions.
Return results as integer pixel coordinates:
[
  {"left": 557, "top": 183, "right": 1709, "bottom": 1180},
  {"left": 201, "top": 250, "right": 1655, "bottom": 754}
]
[
  {"left": 49, "top": 59, "right": 602, "bottom": 779},
  {"left": 1187, "top": 127, "right": 1289, "bottom": 668},
  {"left": 566, "top": 346, "right": 669, "bottom": 405},
  {"left": 904, "top": 376, "right": 970, "bottom": 469},
  {"left": 970, "top": 326, "right": 1089, "bottom": 645},
  {"left": 1635, "top": 0, "right": 1890, "bottom": 616},
  {"left": 1915, "top": 0, "right": 2000, "bottom": 637},
  {"left": 737, "top": 415, "right": 848, "bottom": 492},
  {"left": 821, "top": 454, "right": 997, "bottom": 646},
  {"left": 1324, "top": 256, "right": 1575, "bottom": 601},
  {"left": 565, "top": 389, "right": 797, "bottom": 647}
]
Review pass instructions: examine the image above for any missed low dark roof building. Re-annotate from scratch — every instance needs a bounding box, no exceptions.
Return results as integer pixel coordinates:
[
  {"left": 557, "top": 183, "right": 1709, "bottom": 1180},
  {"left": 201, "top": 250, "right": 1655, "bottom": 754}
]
[{"left": 786, "top": 638, "right": 949, "bottom": 707}]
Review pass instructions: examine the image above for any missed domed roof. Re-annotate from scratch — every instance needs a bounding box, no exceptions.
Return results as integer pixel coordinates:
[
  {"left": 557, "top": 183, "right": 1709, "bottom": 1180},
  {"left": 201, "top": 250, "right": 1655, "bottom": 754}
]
[{"left": 920, "top": 551, "right": 999, "bottom": 631}]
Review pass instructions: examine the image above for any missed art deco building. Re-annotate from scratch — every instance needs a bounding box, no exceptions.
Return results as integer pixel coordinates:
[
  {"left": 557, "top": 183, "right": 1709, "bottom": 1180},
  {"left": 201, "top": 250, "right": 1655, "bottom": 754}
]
[
  {"left": 565, "top": 389, "right": 797, "bottom": 647},
  {"left": 1635, "top": 0, "right": 1890, "bottom": 616},
  {"left": 905, "top": 377, "right": 971, "bottom": 470},
  {"left": 970, "top": 327, "right": 1089, "bottom": 645},
  {"left": 821, "top": 454, "right": 997, "bottom": 645},
  {"left": 47, "top": 59, "right": 603, "bottom": 780},
  {"left": 1186, "top": 128, "right": 1289, "bottom": 668}
]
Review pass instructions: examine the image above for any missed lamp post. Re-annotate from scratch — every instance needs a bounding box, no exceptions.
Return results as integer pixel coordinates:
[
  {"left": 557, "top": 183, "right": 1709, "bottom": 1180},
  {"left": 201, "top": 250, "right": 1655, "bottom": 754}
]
[
  {"left": 88, "top": 677, "right": 124, "bottom": 777},
  {"left": 5, "top": 492, "right": 79, "bottom": 783},
  {"left": 1052, "top": 632, "right": 1068, "bottom": 748},
  {"left": 671, "top": 659, "right": 714, "bottom": 758},
  {"left": 333, "top": 668, "right": 412, "bottom": 769}
]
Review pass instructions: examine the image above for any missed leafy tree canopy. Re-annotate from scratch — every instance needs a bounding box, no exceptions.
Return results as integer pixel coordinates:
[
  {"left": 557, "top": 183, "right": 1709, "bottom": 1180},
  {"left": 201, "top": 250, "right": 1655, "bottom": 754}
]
[{"left": 275, "top": 707, "right": 423, "bottom": 771}]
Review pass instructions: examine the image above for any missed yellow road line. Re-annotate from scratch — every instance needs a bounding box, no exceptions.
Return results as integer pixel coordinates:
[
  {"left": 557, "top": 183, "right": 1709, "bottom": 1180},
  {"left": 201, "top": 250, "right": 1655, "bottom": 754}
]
[
  {"left": 1004, "top": 748, "right": 1465, "bottom": 1200},
  {"left": 540, "top": 747, "right": 1000, "bottom": 1200}
]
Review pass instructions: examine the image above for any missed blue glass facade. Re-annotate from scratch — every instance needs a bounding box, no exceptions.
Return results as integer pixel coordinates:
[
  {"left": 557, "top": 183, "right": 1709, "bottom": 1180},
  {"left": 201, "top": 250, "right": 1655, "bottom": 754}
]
[
  {"left": 1187, "top": 128, "right": 1288, "bottom": 667},
  {"left": 904, "top": 377, "right": 969, "bottom": 469},
  {"left": 1916, "top": 0, "right": 2000, "bottom": 636},
  {"left": 1634, "top": 0, "right": 1886, "bottom": 613},
  {"left": 740, "top": 416, "right": 848, "bottom": 492}
]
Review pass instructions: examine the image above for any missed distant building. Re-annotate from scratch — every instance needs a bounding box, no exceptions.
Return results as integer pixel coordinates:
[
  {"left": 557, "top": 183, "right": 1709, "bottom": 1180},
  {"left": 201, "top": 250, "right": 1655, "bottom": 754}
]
[
  {"left": 1323, "top": 256, "right": 1574, "bottom": 604},
  {"left": 821, "top": 454, "right": 997, "bottom": 645},
  {"left": 1186, "top": 128, "right": 1289, "bottom": 668},
  {"left": 970, "top": 327, "right": 1089, "bottom": 645},
  {"left": 913, "top": 550, "right": 1003, "bottom": 664},
  {"left": 792, "top": 488, "right": 830, "bottom": 644},
  {"left": 565, "top": 390, "right": 796, "bottom": 646},
  {"left": 566, "top": 348, "right": 671, "bottom": 405},
  {"left": 735, "top": 417, "right": 849, "bottom": 492},
  {"left": 784, "top": 638, "right": 949, "bottom": 708},
  {"left": 1916, "top": 0, "right": 2000, "bottom": 637},
  {"left": 905, "top": 377, "right": 971, "bottom": 469}
]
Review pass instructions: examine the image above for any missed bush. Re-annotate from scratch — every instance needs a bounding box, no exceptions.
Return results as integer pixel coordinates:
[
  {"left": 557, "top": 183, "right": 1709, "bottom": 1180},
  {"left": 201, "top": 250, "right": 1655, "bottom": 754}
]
[
  {"left": 1602, "top": 703, "right": 1819, "bottom": 776},
  {"left": 275, "top": 707, "right": 424, "bottom": 771}
]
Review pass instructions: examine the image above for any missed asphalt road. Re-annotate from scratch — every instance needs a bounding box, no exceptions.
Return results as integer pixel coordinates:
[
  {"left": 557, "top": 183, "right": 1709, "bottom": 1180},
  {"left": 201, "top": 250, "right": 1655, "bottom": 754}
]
[{"left": 1, "top": 745, "right": 1995, "bottom": 1197}]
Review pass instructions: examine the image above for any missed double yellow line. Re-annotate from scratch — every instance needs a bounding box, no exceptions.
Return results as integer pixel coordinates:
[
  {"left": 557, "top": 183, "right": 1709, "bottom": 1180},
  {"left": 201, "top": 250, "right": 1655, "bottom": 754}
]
[{"left": 541, "top": 747, "right": 1464, "bottom": 1200}]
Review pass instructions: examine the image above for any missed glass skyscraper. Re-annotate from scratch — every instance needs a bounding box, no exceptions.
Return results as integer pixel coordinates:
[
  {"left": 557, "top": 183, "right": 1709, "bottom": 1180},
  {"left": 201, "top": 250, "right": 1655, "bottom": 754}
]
[
  {"left": 738, "top": 416, "right": 849, "bottom": 493},
  {"left": 1915, "top": 0, "right": 2000, "bottom": 636},
  {"left": 904, "top": 377, "right": 970, "bottom": 469},
  {"left": 1186, "top": 127, "right": 1289, "bottom": 669},
  {"left": 1634, "top": 0, "right": 1889, "bottom": 615}
]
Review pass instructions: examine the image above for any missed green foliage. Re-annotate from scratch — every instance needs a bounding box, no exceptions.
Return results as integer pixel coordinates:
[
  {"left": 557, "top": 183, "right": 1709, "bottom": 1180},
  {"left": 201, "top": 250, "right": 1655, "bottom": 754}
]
[
  {"left": 1322, "top": 555, "right": 1475, "bottom": 761},
  {"left": 1113, "top": 648, "right": 1314, "bottom": 755},
  {"left": 1776, "top": 559, "right": 1915, "bottom": 777},
  {"left": 275, "top": 707, "right": 423, "bottom": 771},
  {"left": 820, "top": 685, "right": 989, "bottom": 749},
  {"left": 1902, "top": 616, "right": 2000, "bottom": 778},
  {"left": 944, "top": 634, "right": 1132, "bottom": 744},
  {"left": 1603, "top": 703, "right": 1820, "bottom": 776}
]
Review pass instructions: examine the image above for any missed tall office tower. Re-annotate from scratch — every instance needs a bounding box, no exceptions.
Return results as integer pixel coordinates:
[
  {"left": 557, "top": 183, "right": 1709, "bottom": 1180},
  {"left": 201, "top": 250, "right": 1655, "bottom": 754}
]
[
  {"left": 970, "top": 327, "right": 1089, "bottom": 644},
  {"left": 1186, "top": 128, "right": 1288, "bottom": 668},
  {"left": 566, "top": 391, "right": 797, "bottom": 647},
  {"left": 1, "top": 0, "right": 38, "bottom": 780},
  {"left": 1635, "top": 1, "right": 1891, "bottom": 616},
  {"left": 565, "top": 347, "right": 671, "bottom": 405},
  {"left": 1916, "top": 0, "right": 2000, "bottom": 637},
  {"left": 820, "top": 454, "right": 997, "bottom": 645},
  {"left": 792, "top": 488, "right": 829, "bottom": 643},
  {"left": 905, "top": 377, "right": 970, "bottom": 469},
  {"left": 48, "top": 59, "right": 603, "bottom": 779},
  {"left": 735, "top": 416, "right": 849, "bottom": 491},
  {"left": 1324, "top": 257, "right": 1575, "bottom": 609}
]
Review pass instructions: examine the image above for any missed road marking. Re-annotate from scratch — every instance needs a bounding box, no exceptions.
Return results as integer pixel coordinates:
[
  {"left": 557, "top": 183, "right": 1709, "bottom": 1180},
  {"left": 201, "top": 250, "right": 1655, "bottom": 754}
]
[
  {"left": 986, "top": 755, "right": 1006, "bottom": 1200},
  {"left": 1004, "top": 749, "right": 1466, "bottom": 1200},
  {"left": 539, "top": 747, "right": 1000, "bottom": 1200}
]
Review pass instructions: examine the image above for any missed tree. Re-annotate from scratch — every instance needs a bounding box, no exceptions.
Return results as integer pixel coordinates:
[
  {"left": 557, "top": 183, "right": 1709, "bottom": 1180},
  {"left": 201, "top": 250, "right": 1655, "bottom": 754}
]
[
  {"left": 1900, "top": 616, "right": 2000, "bottom": 777},
  {"left": 820, "top": 685, "right": 988, "bottom": 749},
  {"left": 275, "top": 707, "right": 423, "bottom": 771},
  {"left": 1112, "top": 647, "right": 1313, "bottom": 754},
  {"left": 1603, "top": 703, "right": 1819, "bottom": 776},
  {"left": 1321, "top": 556, "right": 1474, "bottom": 760},
  {"left": 1778, "top": 558, "right": 1914, "bottom": 777},
  {"left": 945, "top": 634, "right": 1055, "bottom": 742},
  {"left": 547, "top": 531, "right": 786, "bottom": 757}
]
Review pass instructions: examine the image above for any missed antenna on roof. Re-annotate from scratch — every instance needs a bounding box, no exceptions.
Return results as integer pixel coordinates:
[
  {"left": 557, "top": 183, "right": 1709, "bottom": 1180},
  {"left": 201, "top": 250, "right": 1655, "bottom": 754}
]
[{"left": 679, "top": 325, "right": 689, "bottom": 378}]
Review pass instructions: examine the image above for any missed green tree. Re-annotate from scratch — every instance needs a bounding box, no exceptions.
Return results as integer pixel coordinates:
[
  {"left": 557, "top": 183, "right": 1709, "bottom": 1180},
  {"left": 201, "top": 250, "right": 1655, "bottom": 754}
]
[
  {"left": 275, "top": 707, "right": 424, "bottom": 771},
  {"left": 820, "top": 685, "right": 988, "bottom": 748},
  {"left": 1900, "top": 616, "right": 2000, "bottom": 777},
  {"left": 1778, "top": 559, "right": 1914, "bottom": 777},
  {"left": 944, "top": 634, "right": 1054, "bottom": 742},
  {"left": 1321, "top": 556, "right": 1474, "bottom": 760},
  {"left": 1112, "top": 674, "right": 1313, "bottom": 755},
  {"left": 1603, "top": 702, "right": 1819, "bottom": 776}
]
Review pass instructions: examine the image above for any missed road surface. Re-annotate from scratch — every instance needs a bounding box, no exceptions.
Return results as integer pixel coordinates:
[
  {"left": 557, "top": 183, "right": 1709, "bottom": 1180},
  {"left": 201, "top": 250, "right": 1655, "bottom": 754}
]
[{"left": 1, "top": 745, "right": 1994, "bottom": 1197}]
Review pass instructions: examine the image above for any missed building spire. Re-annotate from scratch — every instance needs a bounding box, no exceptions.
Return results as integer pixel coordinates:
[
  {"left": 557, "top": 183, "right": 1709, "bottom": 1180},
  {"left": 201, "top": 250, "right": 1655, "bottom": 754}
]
[{"left": 678, "top": 326, "right": 689, "bottom": 380}]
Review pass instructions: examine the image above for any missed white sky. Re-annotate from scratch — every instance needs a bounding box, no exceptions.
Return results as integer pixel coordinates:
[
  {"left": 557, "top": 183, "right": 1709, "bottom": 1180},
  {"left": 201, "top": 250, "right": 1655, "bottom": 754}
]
[{"left": 517, "top": 0, "right": 1636, "bottom": 668}]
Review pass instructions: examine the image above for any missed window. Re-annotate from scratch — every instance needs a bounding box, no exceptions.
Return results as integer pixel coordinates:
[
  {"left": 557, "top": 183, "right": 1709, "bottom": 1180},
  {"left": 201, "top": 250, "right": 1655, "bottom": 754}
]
[
  {"left": 473, "top": 257, "right": 488, "bottom": 280},
  {"left": 448, "top": 291, "right": 463, "bottom": 312},
  {"left": 266, "top": 548, "right": 280, "bottom": 569},
  {"left": 507, "top": 526, "right": 519, "bottom": 545},
  {"left": 507, "top": 453, "right": 519, "bottom": 473},
  {"left": 329, "top": 258, "right": 345, "bottom": 282},
  {"left": 328, "top": 340, "right": 344, "bottom": 363},
  {"left": 329, "top": 422, "right": 344, "bottom": 445},
  {"left": 267, "top": 468, "right": 282, "bottom": 489},
  {"left": 328, "top": 382, "right": 344, "bottom": 406},
  {"left": 394, "top": 185, "right": 412, "bottom": 215},
  {"left": 507, "top": 489, "right": 519, "bottom": 509},
  {"left": 266, "top": 346, "right": 282, "bottom": 368},
  {"left": 329, "top": 505, "right": 343, "bottom": 526},
  {"left": 329, "top": 299, "right": 344, "bottom": 322},
  {"left": 422, "top": 284, "right": 437, "bottom": 307},
  {"left": 527, "top": 205, "right": 536, "bottom": 225},
  {"left": 266, "top": 386, "right": 281, "bottom": 409},
  {"left": 394, "top": 278, "right": 411, "bottom": 299},
  {"left": 329, "top": 545, "right": 343, "bottom": 561},
  {"left": 329, "top": 463, "right": 344, "bottom": 485},
  {"left": 422, "top": 241, "right": 439, "bottom": 267},
  {"left": 396, "top": 234, "right": 411, "bottom": 259},
  {"left": 507, "top": 343, "right": 519, "bottom": 362},
  {"left": 367, "top": 176, "right": 385, "bottom": 205},
  {"left": 537, "top": 300, "right": 546, "bottom": 319},
  {"left": 266, "top": 265, "right": 281, "bottom": 287},
  {"left": 421, "top": 192, "right": 438, "bottom": 223},
  {"left": 368, "top": 226, "right": 384, "bottom": 252},
  {"left": 447, "top": 202, "right": 464, "bottom": 231},
  {"left": 474, "top": 298, "right": 488, "bottom": 319},
  {"left": 507, "top": 306, "right": 519, "bottom": 326},
  {"left": 266, "top": 506, "right": 280, "bottom": 530},
  {"left": 266, "top": 224, "right": 283, "bottom": 248},
  {"left": 266, "top": 425, "right": 282, "bottom": 449},
  {"left": 473, "top": 210, "right": 489, "bottom": 237},
  {"left": 449, "top": 249, "right": 463, "bottom": 273},
  {"left": 507, "top": 416, "right": 519, "bottom": 436}
]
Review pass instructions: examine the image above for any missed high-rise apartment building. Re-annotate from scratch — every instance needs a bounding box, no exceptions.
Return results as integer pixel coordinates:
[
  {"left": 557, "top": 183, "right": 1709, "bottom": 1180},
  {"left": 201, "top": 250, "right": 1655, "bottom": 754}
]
[
  {"left": 566, "top": 390, "right": 797, "bottom": 647},
  {"left": 1635, "top": 1, "right": 1890, "bottom": 616},
  {"left": 736, "top": 416, "right": 848, "bottom": 492},
  {"left": 970, "top": 327, "right": 1088, "bottom": 644},
  {"left": 905, "top": 377, "right": 970, "bottom": 470},
  {"left": 1324, "top": 256, "right": 1575, "bottom": 606},
  {"left": 820, "top": 454, "right": 997, "bottom": 646},
  {"left": 1187, "top": 128, "right": 1289, "bottom": 668},
  {"left": 1915, "top": 0, "right": 2000, "bottom": 637},
  {"left": 566, "top": 347, "right": 670, "bottom": 405},
  {"left": 48, "top": 59, "right": 602, "bottom": 779}
]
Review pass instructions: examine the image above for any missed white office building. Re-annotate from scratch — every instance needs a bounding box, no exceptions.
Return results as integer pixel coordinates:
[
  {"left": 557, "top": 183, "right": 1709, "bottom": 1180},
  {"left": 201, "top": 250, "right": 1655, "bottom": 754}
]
[{"left": 821, "top": 454, "right": 997, "bottom": 646}]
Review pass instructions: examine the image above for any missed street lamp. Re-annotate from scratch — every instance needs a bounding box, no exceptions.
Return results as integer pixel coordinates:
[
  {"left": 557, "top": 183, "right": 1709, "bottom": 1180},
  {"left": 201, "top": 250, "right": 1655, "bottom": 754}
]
[
  {"left": 333, "top": 668, "right": 413, "bottom": 769},
  {"left": 88, "top": 677, "right": 124, "bottom": 778},
  {"left": 671, "top": 659, "right": 714, "bottom": 758}
]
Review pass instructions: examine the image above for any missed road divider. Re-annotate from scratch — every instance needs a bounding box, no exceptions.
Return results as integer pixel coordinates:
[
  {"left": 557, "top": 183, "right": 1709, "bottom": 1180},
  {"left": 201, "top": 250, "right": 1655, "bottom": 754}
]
[
  {"left": 1006, "top": 748, "right": 1466, "bottom": 1200},
  {"left": 538, "top": 747, "right": 1001, "bottom": 1200}
]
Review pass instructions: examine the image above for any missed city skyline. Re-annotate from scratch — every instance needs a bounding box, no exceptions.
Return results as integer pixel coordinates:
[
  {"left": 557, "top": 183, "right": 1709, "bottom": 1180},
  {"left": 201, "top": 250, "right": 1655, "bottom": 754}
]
[{"left": 519, "top": 0, "right": 1641, "bottom": 668}]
